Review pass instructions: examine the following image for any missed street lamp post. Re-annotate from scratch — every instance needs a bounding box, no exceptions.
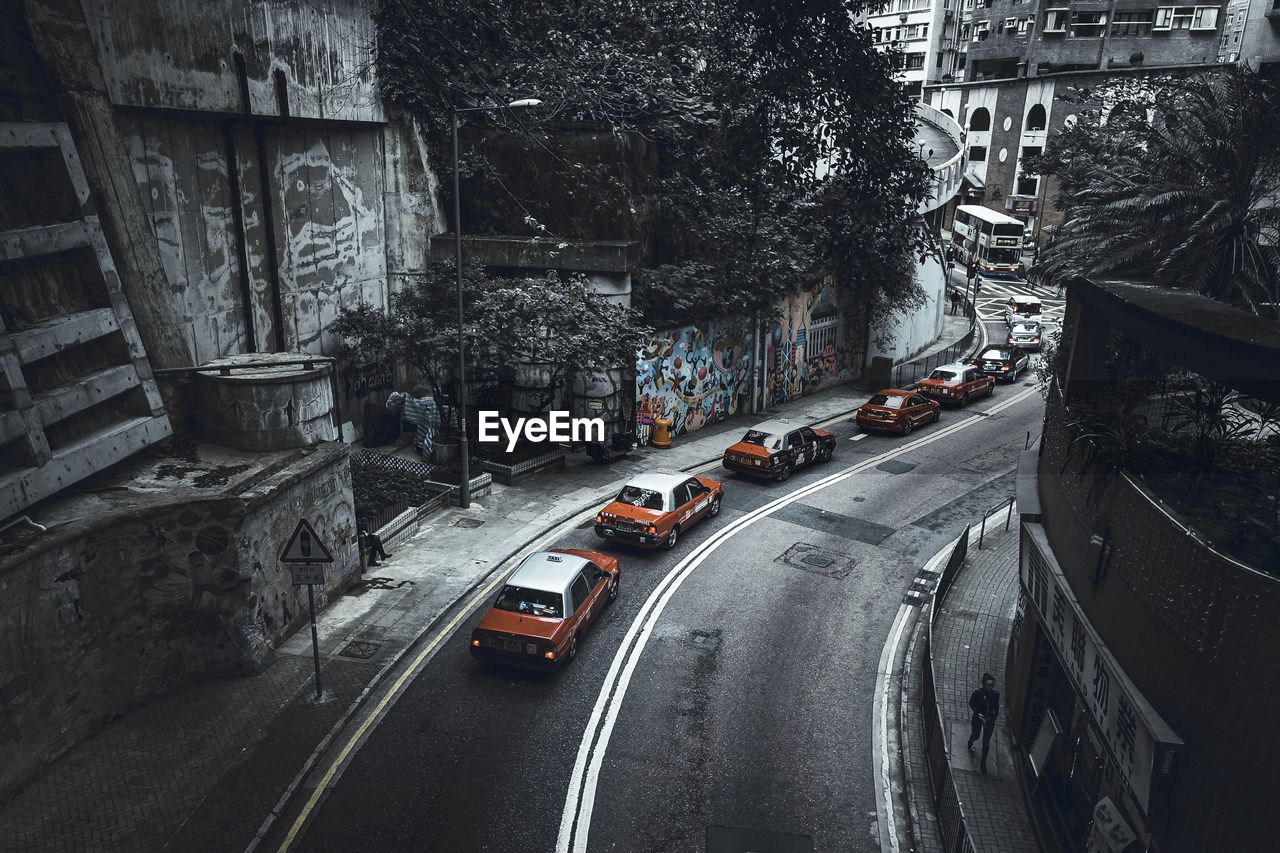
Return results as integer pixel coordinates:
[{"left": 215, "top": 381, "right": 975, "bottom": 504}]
[{"left": 450, "top": 97, "right": 541, "bottom": 509}]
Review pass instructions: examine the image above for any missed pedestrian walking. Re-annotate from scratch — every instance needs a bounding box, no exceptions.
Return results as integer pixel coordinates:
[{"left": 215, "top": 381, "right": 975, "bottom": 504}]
[
  {"left": 949, "top": 290, "right": 961, "bottom": 315},
  {"left": 359, "top": 524, "right": 392, "bottom": 568},
  {"left": 967, "top": 672, "right": 1000, "bottom": 774}
]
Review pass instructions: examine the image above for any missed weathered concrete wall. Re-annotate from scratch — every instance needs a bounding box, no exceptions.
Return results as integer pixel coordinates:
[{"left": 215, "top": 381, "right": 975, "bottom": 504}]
[
  {"left": 0, "top": 440, "right": 359, "bottom": 804},
  {"left": 80, "top": 0, "right": 384, "bottom": 123},
  {"left": 191, "top": 354, "right": 339, "bottom": 450}
]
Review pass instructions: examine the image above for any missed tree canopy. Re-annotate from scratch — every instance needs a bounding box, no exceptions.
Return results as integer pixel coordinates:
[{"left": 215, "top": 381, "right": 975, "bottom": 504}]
[
  {"left": 376, "top": 0, "right": 932, "bottom": 327},
  {"left": 1027, "top": 68, "right": 1280, "bottom": 319}
]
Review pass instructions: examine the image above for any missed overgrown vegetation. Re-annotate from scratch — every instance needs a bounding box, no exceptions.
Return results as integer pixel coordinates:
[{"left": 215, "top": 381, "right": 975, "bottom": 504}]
[
  {"left": 1027, "top": 67, "right": 1280, "bottom": 319},
  {"left": 375, "top": 0, "right": 932, "bottom": 328},
  {"left": 1048, "top": 333, "right": 1280, "bottom": 571}
]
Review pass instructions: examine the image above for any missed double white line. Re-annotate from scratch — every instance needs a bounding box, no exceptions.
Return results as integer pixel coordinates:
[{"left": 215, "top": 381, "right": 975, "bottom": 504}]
[{"left": 556, "top": 385, "right": 1040, "bottom": 851}]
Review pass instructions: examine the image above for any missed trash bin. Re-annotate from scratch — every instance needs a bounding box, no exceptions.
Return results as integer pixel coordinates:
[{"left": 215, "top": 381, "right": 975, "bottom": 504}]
[{"left": 652, "top": 417, "right": 673, "bottom": 449}]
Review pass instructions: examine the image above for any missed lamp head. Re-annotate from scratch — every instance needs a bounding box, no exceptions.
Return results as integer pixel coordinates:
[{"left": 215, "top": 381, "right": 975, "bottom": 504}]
[{"left": 507, "top": 98, "right": 543, "bottom": 109}]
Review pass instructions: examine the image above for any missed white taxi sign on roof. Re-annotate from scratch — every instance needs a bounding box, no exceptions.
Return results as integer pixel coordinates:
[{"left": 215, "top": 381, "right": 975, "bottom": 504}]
[{"left": 279, "top": 518, "right": 334, "bottom": 564}]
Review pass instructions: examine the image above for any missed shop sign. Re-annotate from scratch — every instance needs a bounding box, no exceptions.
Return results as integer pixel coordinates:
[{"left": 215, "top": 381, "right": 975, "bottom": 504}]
[
  {"left": 1020, "top": 528, "right": 1182, "bottom": 813},
  {"left": 1085, "top": 796, "right": 1138, "bottom": 853}
]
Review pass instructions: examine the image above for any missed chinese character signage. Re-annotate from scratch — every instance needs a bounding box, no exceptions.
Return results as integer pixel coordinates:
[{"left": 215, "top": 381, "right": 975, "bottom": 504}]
[{"left": 1020, "top": 527, "right": 1182, "bottom": 813}]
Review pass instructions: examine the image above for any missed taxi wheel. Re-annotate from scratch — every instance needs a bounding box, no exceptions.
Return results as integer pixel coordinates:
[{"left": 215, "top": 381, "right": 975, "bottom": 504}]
[
  {"left": 608, "top": 574, "right": 619, "bottom": 604},
  {"left": 709, "top": 496, "right": 722, "bottom": 517},
  {"left": 778, "top": 463, "right": 792, "bottom": 481},
  {"left": 903, "top": 418, "right": 915, "bottom": 435},
  {"left": 961, "top": 391, "right": 971, "bottom": 407},
  {"left": 664, "top": 526, "right": 680, "bottom": 550},
  {"left": 819, "top": 445, "right": 833, "bottom": 462},
  {"left": 932, "top": 408, "right": 941, "bottom": 423},
  {"left": 989, "top": 383, "right": 996, "bottom": 397},
  {"left": 566, "top": 633, "right": 580, "bottom": 664}
]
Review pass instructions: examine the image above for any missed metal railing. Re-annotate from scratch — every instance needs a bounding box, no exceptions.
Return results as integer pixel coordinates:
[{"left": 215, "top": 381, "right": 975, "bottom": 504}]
[
  {"left": 893, "top": 310, "right": 978, "bottom": 389},
  {"left": 920, "top": 524, "right": 978, "bottom": 853}
]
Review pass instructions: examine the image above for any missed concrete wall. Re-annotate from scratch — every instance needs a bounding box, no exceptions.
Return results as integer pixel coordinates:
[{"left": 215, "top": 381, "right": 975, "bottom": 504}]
[
  {"left": 866, "top": 252, "right": 947, "bottom": 366},
  {"left": 0, "top": 441, "right": 360, "bottom": 804}
]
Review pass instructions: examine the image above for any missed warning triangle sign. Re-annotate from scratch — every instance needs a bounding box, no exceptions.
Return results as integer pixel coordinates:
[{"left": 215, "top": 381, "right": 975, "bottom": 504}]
[{"left": 279, "top": 518, "right": 334, "bottom": 563}]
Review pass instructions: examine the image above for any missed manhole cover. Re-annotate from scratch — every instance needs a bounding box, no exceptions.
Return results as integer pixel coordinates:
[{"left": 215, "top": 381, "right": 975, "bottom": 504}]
[
  {"left": 453, "top": 518, "right": 485, "bottom": 529},
  {"left": 338, "top": 640, "right": 381, "bottom": 660},
  {"left": 775, "top": 543, "right": 855, "bottom": 580},
  {"left": 876, "top": 459, "right": 917, "bottom": 474}
]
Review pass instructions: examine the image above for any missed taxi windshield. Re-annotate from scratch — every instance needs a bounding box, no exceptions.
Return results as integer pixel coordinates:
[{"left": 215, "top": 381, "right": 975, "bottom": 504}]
[
  {"left": 615, "top": 485, "right": 665, "bottom": 511},
  {"left": 742, "top": 429, "right": 782, "bottom": 450},
  {"left": 928, "top": 369, "right": 959, "bottom": 382},
  {"left": 494, "top": 585, "right": 564, "bottom": 618},
  {"left": 868, "top": 394, "right": 904, "bottom": 409}
]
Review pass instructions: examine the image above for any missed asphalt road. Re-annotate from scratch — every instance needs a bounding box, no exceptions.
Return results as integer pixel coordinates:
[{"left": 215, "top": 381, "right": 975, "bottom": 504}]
[{"left": 276, "top": 343, "right": 1046, "bottom": 853}]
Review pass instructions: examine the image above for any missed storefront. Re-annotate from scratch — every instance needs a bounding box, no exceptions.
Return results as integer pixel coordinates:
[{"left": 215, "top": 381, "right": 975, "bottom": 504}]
[{"left": 1007, "top": 524, "right": 1183, "bottom": 853}]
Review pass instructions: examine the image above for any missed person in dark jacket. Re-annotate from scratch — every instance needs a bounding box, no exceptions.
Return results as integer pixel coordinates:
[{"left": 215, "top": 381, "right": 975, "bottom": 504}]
[
  {"left": 359, "top": 524, "right": 392, "bottom": 568},
  {"left": 967, "top": 672, "right": 1000, "bottom": 773}
]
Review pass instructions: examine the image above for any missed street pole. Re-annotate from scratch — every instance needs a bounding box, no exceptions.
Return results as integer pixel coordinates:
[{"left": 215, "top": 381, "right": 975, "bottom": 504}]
[{"left": 451, "top": 106, "right": 471, "bottom": 509}]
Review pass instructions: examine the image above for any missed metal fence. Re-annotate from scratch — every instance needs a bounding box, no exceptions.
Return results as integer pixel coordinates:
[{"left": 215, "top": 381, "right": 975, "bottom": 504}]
[
  {"left": 353, "top": 450, "right": 449, "bottom": 536},
  {"left": 893, "top": 308, "right": 978, "bottom": 389},
  {"left": 920, "top": 524, "right": 978, "bottom": 853}
]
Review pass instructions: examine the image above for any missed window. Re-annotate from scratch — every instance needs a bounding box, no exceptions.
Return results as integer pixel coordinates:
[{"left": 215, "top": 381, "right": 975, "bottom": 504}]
[
  {"left": 906, "top": 53, "right": 925, "bottom": 70},
  {"left": 969, "top": 107, "right": 991, "bottom": 131},
  {"left": 1113, "top": 11, "right": 1154, "bottom": 36},
  {"left": 974, "top": 20, "right": 990, "bottom": 40},
  {"left": 1154, "top": 7, "right": 1205, "bottom": 29},
  {"left": 1018, "top": 17, "right": 1032, "bottom": 34},
  {"left": 1026, "top": 104, "right": 1047, "bottom": 130},
  {"left": 1071, "top": 11, "right": 1107, "bottom": 36},
  {"left": 1192, "top": 7, "right": 1218, "bottom": 28},
  {"left": 1016, "top": 176, "right": 1039, "bottom": 195},
  {"left": 969, "top": 145, "right": 988, "bottom": 161},
  {"left": 1003, "top": 17, "right": 1018, "bottom": 33},
  {"left": 570, "top": 575, "right": 590, "bottom": 614},
  {"left": 1022, "top": 145, "right": 1043, "bottom": 159},
  {"left": 1045, "top": 9, "right": 1069, "bottom": 31}
]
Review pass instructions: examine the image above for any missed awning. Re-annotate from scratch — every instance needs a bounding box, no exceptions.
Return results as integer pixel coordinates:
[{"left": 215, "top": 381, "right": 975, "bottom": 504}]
[{"left": 962, "top": 168, "right": 985, "bottom": 189}]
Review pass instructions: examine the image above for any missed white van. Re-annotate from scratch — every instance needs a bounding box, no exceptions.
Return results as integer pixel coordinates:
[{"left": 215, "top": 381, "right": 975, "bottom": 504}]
[{"left": 1003, "top": 295, "right": 1043, "bottom": 327}]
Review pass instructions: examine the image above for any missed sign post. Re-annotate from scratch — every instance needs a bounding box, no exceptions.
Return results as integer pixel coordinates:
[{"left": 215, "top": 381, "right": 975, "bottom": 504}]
[{"left": 280, "top": 518, "right": 334, "bottom": 699}]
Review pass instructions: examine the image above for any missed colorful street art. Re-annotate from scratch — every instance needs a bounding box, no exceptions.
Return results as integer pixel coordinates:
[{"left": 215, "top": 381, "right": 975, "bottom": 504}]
[
  {"left": 635, "top": 321, "right": 754, "bottom": 444},
  {"left": 762, "top": 281, "right": 858, "bottom": 408},
  {"left": 635, "top": 283, "right": 860, "bottom": 444}
]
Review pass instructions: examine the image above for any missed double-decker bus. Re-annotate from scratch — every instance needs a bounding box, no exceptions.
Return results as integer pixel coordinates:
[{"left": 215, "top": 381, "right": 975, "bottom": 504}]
[{"left": 949, "top": 204, "right": 1025, "bottom": 278}]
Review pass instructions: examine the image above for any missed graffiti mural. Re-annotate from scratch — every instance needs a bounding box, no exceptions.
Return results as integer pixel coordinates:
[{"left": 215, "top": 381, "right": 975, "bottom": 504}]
[
  {"left": 635, "top": 321, "right": 754, "bottom": 444},
  {"left": 762, "top": 281, "right": 857, "bottom": 408}
]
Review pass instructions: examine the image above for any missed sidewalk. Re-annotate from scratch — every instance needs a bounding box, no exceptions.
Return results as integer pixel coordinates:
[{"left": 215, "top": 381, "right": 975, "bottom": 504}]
[
  {"left": 0, "top": 312, "right": 989, "bottom": 853},
  {"left": 900, "top": 507, "right": 1042, "bottom": 853}
]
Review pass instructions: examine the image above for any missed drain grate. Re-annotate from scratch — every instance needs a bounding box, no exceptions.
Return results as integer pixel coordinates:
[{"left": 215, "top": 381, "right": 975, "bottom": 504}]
[
  {"left": 453, "top": 518, "right": 485, "bottom": 529},
  {"left": 775, "top": 543, "right": 855, "bottom": 579},
  {"left": 338, "top": 639, "right": 381, "bottom": 660}
]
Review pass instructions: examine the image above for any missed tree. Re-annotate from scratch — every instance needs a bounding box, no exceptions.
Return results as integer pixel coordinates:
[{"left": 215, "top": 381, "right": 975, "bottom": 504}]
[
  {"left": 331, "top": 261, "right": 650, "bottom": 429},
  {"left": 376, "top": 0, "right": 932, "bottom": 330},
  {"left": 1027, "top": 68, "right": 1280, "bottom": 319}
]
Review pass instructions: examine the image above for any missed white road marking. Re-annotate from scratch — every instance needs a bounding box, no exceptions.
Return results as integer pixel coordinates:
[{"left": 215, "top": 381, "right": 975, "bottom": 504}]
[
  {"left": 557, "top": 384, "right": 1042, "bottom": 853},
  {"left": 850, "top": 433, "right": 868, "bottom": 441}
]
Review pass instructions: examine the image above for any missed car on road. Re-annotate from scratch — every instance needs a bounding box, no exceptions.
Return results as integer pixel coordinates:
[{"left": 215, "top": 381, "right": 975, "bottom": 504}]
[
  {"left": 470, "top": 549, "right": 619, "bottom": 670},
  {"left": 1003, "top": 295, "right": 1044, "bottom": 327},
  {"left": 722, "top": 418, "right": 835, "bottom": 481},
  {"left": 594, "top": 469, "right": 723, "bottom": 550},
  {"left": 854, "top": 389, "right": 941, "bottom": 435},
  {"left": 974, "top": 346, "right": 1030, "bottom": 382},
  {"left": 1006, "top": 320, "right": 1043, "bottom": 351},
  {"left": 917, "top": 362, "right": 996, "bottom": 407}
]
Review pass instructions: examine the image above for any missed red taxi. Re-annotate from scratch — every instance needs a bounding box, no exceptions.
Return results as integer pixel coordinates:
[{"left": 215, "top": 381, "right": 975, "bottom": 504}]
[
  {"left": 917, "top": 362, "right": 996, "bottom": 406},
  {"left": 854, "top": 389, "right": 941, "bottom": 435},
  {"left": 470, "top": 549, "right": 619, "bottom": 669},
  {"left": 722, "top": 418, "right": 836, "bottom": 481},
  {"left": 594, "top": 469, "right": 723, "bottom": 550}
]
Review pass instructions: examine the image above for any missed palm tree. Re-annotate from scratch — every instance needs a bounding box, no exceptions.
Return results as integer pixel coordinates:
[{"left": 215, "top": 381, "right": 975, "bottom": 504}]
[{"left": 1030, "top": 68, "right": 1280, "bottom": 319}]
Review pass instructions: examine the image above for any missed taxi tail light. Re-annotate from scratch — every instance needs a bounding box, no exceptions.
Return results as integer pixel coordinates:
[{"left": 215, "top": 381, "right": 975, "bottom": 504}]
[
  {"left": 472, "top": 638, "right": 480, "bottom": 647},
  {"left": 544, "top": 649, "right": 556, "bottom": 660},
  {"left": 595, "top": 513, "right": 604, "bottom": 524},
  {"left": 761, "top": 456, "right": 773, "bottom": 468}
]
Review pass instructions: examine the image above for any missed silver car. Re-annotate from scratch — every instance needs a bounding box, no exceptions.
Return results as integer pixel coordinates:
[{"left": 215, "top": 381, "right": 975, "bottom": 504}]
[{"left": 1006, "top": 320, "right": 1043, "bottom": 351}]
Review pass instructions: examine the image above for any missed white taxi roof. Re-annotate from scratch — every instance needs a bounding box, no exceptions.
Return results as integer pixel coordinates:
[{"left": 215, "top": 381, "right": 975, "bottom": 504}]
[
  {"left": 1010, "top": 295, "right": 1043, "bottom": 308},
  {"left": 745, "top": 418, "right": 798, "bottom": 437},
  {"left": 507, "top": 551, "right": 591, "bottom": 593},
  {"left": 934, "top": 362, "right": 973, "bottom": 374},
  {"left": 625, "top": 469, "right": 690, "bottom": 494}
]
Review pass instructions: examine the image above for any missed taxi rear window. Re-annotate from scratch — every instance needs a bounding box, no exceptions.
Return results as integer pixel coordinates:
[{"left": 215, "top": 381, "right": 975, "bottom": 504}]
[
  {"left": 1011, "top": 300, "right": 1041, "bottom": 314},
  {"left": 615, "top": 485, "right": 666, "bottom": 511},
  {"left": 494, "top": 585, "right": 564, "bottom": 618},
  {"left": 742, "top": 429, "right": 782, "bottom": 450},
  {"left": 928, "top": 369, "right": 959, "bottom": 381},
  {"left": 868, "top": 394, "right": 904, "bottom": 409}
]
